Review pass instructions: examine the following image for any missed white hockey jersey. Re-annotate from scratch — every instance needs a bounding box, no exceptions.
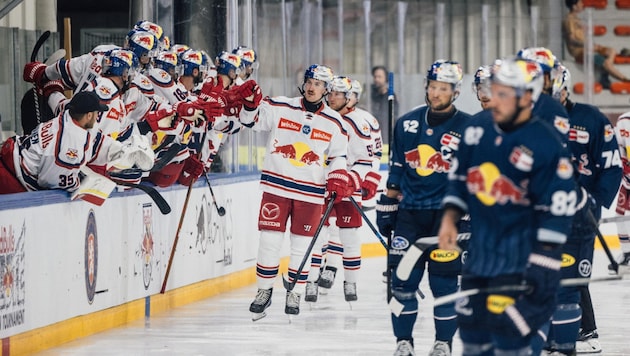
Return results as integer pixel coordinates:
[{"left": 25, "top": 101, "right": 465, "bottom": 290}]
[
  {"left": 616, "top": 111, "right": 630, "bottom": 188},
  {"left": 45, "top": 44, "right": 120, "bottom": 93},
  {"left": 146, "top": 67, "right": 190, "bottom": 104},
  {"left": 10, "top": 111, "right": 113, "bottom": 192},
  {"left": 239, "top": 96, "right": 348, "bottom": 204},
  {"left": 342, "top": 106, "right": 383, "bottom": 178}
]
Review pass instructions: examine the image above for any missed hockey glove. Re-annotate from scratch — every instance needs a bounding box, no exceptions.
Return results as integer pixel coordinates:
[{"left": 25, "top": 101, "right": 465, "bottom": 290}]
[
  {"left": 237, "top": 80, "right": 262, "bottom": 110},
  {"left": 173, "top": 101, "right": 206, "bottom": 126},
  {"left": 326, "top": 169, "right": 350, "bottom": 203},
  {"left": 42, "top": 79, "right": 64, "bottom": 97},
  {"left": 144, "top": 108, "right": 178, "bottom": 132},
  {"left": 498, "top": 243, "right": 562, "bottom": 337},
  {"left": 194, "top": 97, "right": 225, "bottom": 122},
  {"left": 376, "top": 195, "right": 399, "bottom": 237},
  {"left": 178, "top": 155, "right": 205, "bottom": 186},
  {"left": 23, "top": 61, "right": 48, "bottom": 85},
  {"left": 361, "top": 171, "right": 381, "bottom": 200},
  {"left": 348, "top": 170, "right": 362, "bottom": 196}
]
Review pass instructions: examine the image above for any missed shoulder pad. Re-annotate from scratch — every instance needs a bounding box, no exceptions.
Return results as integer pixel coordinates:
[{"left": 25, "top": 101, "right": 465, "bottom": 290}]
[
  {"left": 93, "top": 77, "right": 120, "bottom": 100},
  {"left": 132, "top": 73, "right": 155, "bottom": 93},
  {"left": 147, "top": 67, "right": 174, "bottom": 86}
]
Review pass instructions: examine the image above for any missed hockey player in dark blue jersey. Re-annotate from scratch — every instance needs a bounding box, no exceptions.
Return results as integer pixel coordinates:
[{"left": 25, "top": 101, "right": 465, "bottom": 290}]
[
  {"left": 438, "top": 58, "right": 576, "bottom": 355},
  {"left": 517, "top": 47, "right": 571, "bottom": 144},
  {"left": 472, "top": 65, "right": 492, "bottom": 111},
  {"left": 539, "top": 64, "right": 622, "bottom": 355},
  {"left": 376, "top": 60, "right": 471, "bottom": 356}
]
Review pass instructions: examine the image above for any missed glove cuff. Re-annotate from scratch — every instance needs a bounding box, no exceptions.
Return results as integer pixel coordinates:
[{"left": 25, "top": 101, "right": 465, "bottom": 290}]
[{"left": 528, "top": 253, "right": 561, "bottom": 271}]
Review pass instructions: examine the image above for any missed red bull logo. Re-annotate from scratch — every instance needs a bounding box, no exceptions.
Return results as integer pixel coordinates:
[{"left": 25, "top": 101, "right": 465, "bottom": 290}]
[
  {"left": 136, "top": 34, "right": 155, "bottom": 48},
  {"left": 186, "top": 52, "right": 202, "bottom": 64},
  {"left": 66, "top": 148, "right": 78, "bottom": 159},
  {"left": 405, "top": 149, "right": 420, "bottom": 169},
  {"left": 604, "top": 124, "right": 615, "bottom": 142},
  {"left": 554, "top": 116, "right": 570, "bottom": 134},
  {"left": 406, "top": 144, "right": 452, "bottom": 175},
  {"left": 271, "top": 139, "right": 321, "bottom": 166},
  {"left": 300, "top": 150, "right": 320, "bottom": 165},
  {"left": 272, "top": 142, "right": 297, "bottom": 159},
  {"left": 426, "top": 152, "right": 450, "bottom": 173},
  {"left": 466, "top": 163, "right": 529, "bottom": 206},
  {"left": 242, "top": 50, "right": 255, "bottom": 62}
]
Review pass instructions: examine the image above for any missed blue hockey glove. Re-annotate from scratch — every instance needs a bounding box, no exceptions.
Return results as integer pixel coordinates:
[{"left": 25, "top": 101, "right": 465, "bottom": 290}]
[
  {"left": 497, "top": 244, "right": 562, "bottom": 337},
  {"left": 376, "top": 195, "right": 399, "bottom": 237}
]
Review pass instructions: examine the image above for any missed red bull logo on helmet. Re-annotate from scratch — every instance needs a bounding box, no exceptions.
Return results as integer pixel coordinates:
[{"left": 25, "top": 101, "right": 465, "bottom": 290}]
[{"left": 135, "top": 34, "right": 155, "bottom": 49}]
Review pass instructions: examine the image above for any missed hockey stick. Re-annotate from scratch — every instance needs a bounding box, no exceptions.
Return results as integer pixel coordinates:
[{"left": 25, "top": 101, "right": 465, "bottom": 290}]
[
  {"left": 30, "top": 30, "right": 51, "bottom": 125},
  {"left": 599, "top": 215, "right": 630, "bottom": 225},
  {"left": 117, "top": 182, "right": 171, "bottom": 215},
  {"left": 433, "top": 275, "right": 624, "bottom": 307},
  {"left": 586, "top": 209, "right": 619, "bottom": 273},
  {"left": 386, "top": 71, "right": 395, "bottom": 301},
  {"left": 349, "top": 196, "right": 387, "bottom": 249},
  {"left": 282, "top": 192, "right": 337, "bottom": 292},
  {"left": 203, "top": 171, "right": 226, "bottom": 216},
  {"left": 160, "top": 132, "right": 207, "bottom": 293}
]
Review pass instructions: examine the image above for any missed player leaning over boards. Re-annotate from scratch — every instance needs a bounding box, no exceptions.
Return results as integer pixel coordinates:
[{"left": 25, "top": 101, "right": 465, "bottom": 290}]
[
  {"left": 238, "top": 64, "right": 350, "bottom": 320},
  {"left": 376, "top": 60, "right": 471, "bottom": 356},
  {"left": 438, "top": 58, "right": 576, "bottom": 355}
]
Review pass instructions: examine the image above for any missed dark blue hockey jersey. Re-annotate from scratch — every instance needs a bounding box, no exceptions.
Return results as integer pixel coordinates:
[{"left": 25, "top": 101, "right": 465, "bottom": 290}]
[
  {"left": 566, "top": 101, "right": 622, "bottom": 209},
  {"left": 533, "top": 93, "right": 570, "bottom": 144},
  {"left": 443, "top": 114, "right": 576, "bottom": 277},
  {"left": 387, "top": 105, "right": 471, "bottom": 210}
]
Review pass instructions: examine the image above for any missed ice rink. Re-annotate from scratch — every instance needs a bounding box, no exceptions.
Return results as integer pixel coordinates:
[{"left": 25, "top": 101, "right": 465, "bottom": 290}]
[{"left": 38, "top": 250, "right": 630, "bottom": 355}]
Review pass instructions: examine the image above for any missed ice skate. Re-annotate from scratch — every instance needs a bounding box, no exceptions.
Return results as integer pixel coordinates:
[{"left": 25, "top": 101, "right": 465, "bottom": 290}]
[
  {"left": 393, "top": 340, "right": 415, "bottom": 356},
  {"left": 304, "top": 281, "right": 318, "bottom": 303},
  {"left": 576, "top": 330, "right": 602, "bottom": 354},
  {"left": 285, "top": 290, "right": 301, "bottom": 316},
  {"left": 344, "top": 281, "right": 357, "bottom": 302},
  {"left": 428, "top": 340, "right": 451, "bottom": 356},
  {"left": 318, "top": 266, "right": 337, "bottom": 289},
  {"left": 249, "top": 288, "right": 272, "bottom": 321},
  {"left": 608, "top": 252, "right": 630, "bottom": 275}
]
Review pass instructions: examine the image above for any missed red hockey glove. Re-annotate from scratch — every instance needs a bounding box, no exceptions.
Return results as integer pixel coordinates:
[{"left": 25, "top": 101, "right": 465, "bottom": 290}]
[
  {"left": 173, "top": 101, "right": 206, "bottom": 126},
  {"left": 23, "top": 61, "right": 48, "bottom": 85},
  {"left": 361, "top": 171, "right": 381, "bottom": 200},
  {"left": 348, "top": 170, "right": 362, "bottom": 196},
  {"left": 326, "top": 169, "right": 350, "bottom": 203},
  {"left": 237, "top": 80, "right": 262, "bottom": 110},
  {"left": 178, "top": 155, "right": 205, "bottom": 186},
  {"left": 144, "top": 108, "right": 178, "bottom": 131},
  {"left": 195, "top": 92, "right": 227, "bottom": 120},
  {"left": 42, "top": 79, "right": 64, "bottom": 97}
]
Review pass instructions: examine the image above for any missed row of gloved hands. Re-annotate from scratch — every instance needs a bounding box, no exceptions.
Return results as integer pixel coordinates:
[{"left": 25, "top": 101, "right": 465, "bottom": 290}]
[{"left": 325, "top": 169, "right": 381, "bottom": 204}]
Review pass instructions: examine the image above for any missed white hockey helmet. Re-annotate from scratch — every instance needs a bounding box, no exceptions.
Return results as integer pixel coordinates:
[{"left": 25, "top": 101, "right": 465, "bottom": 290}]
[
  {"left": 425, "top": 59, "right": 463, "bottom": 91},
  {"left": 490, "top": 58, "right": 544, "bottom": 103},
  {"left": 350, "top": 79, "right": 363, "bottom": 101},
  {"left": 551, "top": 63, "right": 571, "bottom": 101},
  {"left": 303, "top": 64, "right": 334, "bottom": 90},
  {"left": 329, "top": 76, "right": 353, "bottom": 98},
  {"left": 516, "top": 47, "right": 557, "bottom": 73}
]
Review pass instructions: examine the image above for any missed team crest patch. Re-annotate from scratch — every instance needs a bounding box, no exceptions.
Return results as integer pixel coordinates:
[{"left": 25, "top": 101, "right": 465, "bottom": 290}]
[
  {"left": 556, "top": 157, "right": 574, "bottom": 179},
  {"left": 85, "top": 210, "right": 98, "bottom": 304},
  {"left": 554, "top": 116, "right": 570, "bottom": 134},
  {"left": 604, "top": 124, "right": 615, "bottom": 142},
  {"left": 66, "top": 148, "right": 78, "bottom": 160}
]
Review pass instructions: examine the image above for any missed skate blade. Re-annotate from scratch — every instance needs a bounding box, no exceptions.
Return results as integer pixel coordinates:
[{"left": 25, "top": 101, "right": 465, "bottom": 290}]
[{"left": 251, "top": 311, "right": 267, "bottom": 322}]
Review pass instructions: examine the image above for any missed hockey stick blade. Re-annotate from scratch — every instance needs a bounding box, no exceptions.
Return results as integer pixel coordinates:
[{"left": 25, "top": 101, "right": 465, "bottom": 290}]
[
  {"left": 118, "top": 182, "right": 171, "bottom": 214},
  {"left": 599, "top": 215, "right": 630, "bottom": 225},
  {"left": 31, "top": 30, "right": 51, "bottom": 62},
  {"left": 434, "top": 275, "right": 624, "bottom": 307}
]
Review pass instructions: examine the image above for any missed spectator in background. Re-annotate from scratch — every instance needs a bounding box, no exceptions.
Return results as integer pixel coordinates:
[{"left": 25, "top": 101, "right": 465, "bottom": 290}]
[
  {"left": 371, "top": 65, "right": 399, "bottom": 146},
  {"left": 563, "top": 0, "right": 630, "bottom": 89}
]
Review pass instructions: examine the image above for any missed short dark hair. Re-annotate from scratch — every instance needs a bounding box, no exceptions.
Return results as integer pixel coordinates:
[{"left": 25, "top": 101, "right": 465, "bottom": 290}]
[
  {"left": 565, "top": 0, "right": 579, "bottom": 9},
  {"left": 372, "top": 65, "right": 388, "bottom": 76}
]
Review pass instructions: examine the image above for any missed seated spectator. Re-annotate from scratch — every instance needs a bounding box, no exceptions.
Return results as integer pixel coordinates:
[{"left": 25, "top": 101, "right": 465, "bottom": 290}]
[{"left": 563, "top": 0, "right": 630, "bottom": 88}]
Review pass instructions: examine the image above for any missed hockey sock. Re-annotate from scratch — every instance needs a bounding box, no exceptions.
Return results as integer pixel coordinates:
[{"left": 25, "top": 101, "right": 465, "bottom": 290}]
[
  {"left": 256, "top": 230, "right": 284, "bottom": 289},
  {"left": 340, "top": 227, "right": 361, "bottom": 283}
]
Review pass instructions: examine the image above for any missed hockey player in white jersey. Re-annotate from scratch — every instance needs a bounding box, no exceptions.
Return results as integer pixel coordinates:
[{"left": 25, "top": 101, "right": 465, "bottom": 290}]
[
  {"left": 613, "top": 111, "right": 630, "bottom": 269},
  {"left": 305, "top": 76, "right": 382, "bottom": 303},
  {"left": 0, "top": 91, "right": 152, "bottom": 196},
  {"left": 239, "top": 64, "right": 350, "bottom": 319}
]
